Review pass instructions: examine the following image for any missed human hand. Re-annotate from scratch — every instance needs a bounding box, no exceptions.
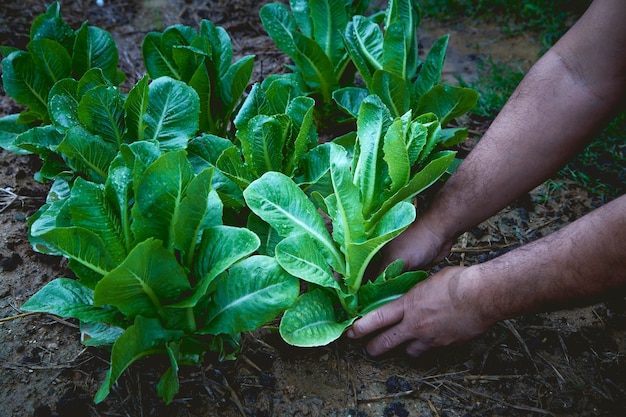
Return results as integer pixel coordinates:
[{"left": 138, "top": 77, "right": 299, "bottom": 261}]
[{"left": 347, "top": 266, "right": 493, "bottom": 357}]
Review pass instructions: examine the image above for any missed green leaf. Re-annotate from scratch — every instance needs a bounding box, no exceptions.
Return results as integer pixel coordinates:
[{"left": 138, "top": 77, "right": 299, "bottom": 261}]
[
  {"left": 94, "top": 239, "right": 191, "bottom": 318},
  {"left": 327, "top": 143, "right": 366, "bottom": 252},
  {"left": 172, "top": 167, "right": 224, "bottom": 267},
  {"left": 234, "top": 83, "right": 267, "bottom": 130},
  {"left": 143, "top": 33, "right": 175, "bottom": 79},
  {"left": 21, "top": 278, "right": 121, "bottom": 324},
  {"left": 28, "top": 201, "right": 66, "bottom": 256},
  {"left": 94, "top": 316, "right": 183, "bottom": 403},
  {"left": 157, "top": 345, "right": 181, "bottom": 404},
  {"left": 284, "top": 95, "right": 317, "bottom": 175},
  {"left": 407, "top": 118, "right": 428, "bottom": 165},
  {"left": 48, "top": 78, "right": 80, "bottom": 132},
  {"left": 241, "top": 114, "right": 290, "bottom": 176},
  {"left": 172, "top": 44, "right": 204, "bottom": 84},
  {"left": 29, "top": 2, "right": 75, "bottom": 52},
  {"left": 143, "top": 25, "right": 198, "bottom": 80},
  {"left": 371, "top": 70, "right": 411, "bottom": 118},
  {"left": 56, "top": 126, "right": 117, "bottom": 183},
  {"left": 120, "top": 140, "right": 162, "bottom": 187},
  {"left": 187, "top": 135, "right": 244, "bottom": 208},
  {"left": 220, "top": 54, "right": 255, "bottom": 117},
  {"left": 344, "top": 16, "right": 383, "bottom": 86},
  {"left": 346, "top": 201, "right": 415, "bottom": 291},
  {"left": 353, "top": 95, "right": 391, "bottom": 216},
  {"left": 244, "top": 172, "right": 344, "bottom": 272},
  {"left": 2, "top": 51, "right": 51, "bottom": 120},
  {"left": 381, "top": 23, "right": 408, "bottom": 79},
  {"left": 199, "top": 20, "right": 232, "bottom": 78},
  {"left": 105, "top": 156, "right": 134, "bottom": 254},
  {"left": 383, "top": 115, "right": 411, "bottom": 195},
  {"left": 279, "top": 289, "right": 355, "bottom": 347},
  {"left": 385, "top": 0, "right": 420, "bottom": 77},
  {"left": 123, "top": 75, "right": 149, "bottom": 142},
  {"left": 289, "top": 0, "right": 313, "bottom": 37},
  {"left": 39, "top": 227, "right": 118, "bottom": 278},
  {"left": 215, "top": 146, "right": 255, "bottom": 190},
  {"left": 332, "top": 86, "right": 369, "bottom": 119},
  {"left": 291, "top": 33, "right": 338, "bottom": 104},
  {"left": 235, "top": 82, "right": 315, "bottom": 174},
  {"left": 359, "top": 270, "right": 428, "bottom": 315},
  {"left": 309, "top": 0, "right": 348, "bottom": 68},
  {"left": 77, "top": 85, "right": 125, "bottom": 146},
  {"left": 80, "top": 321, "right": 125, "bottom": 347},
  {"left": 177, "top": 225, "right": 260, "bottom": 308},
  {"left": 72, "top": 23, "right": 120, "bottom": 83},
  {"left": 28, "top": 39, "right": 71, "bottom": 84},
  {"left": 187, "top": 54, "right": 214, "bottom": 133},
  {"left": 370, "top": 200, "right": 416, "bottom": 238},
  {"left": 260, "top": 3, "right": 299, "bottom": 58},
  {"left": 202, "top": 255, "right": 299, "bottom": 335},
  {"left": 413, "top": 35, "right": 448, "bottom": 99},
  {"left": 415, "top": 113, "right": 441, "bottom": 164},
  {"left": 0, "top": 114, "right": 31, "bottom": 154},
  {"left": 246, "top": 213, "right": 282, "bottom": 256},
  {"left": 264, "top": 74, "right": 305, "bottom": 113},
  {"left": 275, "top": 233, "right": 339, "bottom": 289},
  {"left": 369, "top": 151, "right": 456, "bottom": 228},
  {"left": 416, "top": 84, "right": 479, "bottom": 126},
  {"left": 76, "top": 67, "right": 110, "bottom": 97},
  {"left": 187, "top": 133, "right": 233, "bottom": 167},
  {"left": 144, "top": 77, "right": 200, "bottom": 150},
  {"left": 68, "top": 178, "right": 127, "bottom": 264},
  {"left": 131, "top": 150, "right": 195, "bottom": 248},
  {"left": 440, "top": 127, "right": 469, "bottom": 147},
  {"left": 294, "top": 143, "right": 332, "bottom": 192}
]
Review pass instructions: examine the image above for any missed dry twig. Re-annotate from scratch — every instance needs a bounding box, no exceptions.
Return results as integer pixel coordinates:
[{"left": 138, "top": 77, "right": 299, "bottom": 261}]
[
  {"left": 0, "top": 311, "right": 40, "bottom": 323},
  {"left": 502, "top": 319, "right": 541, "bottom": 374},
  {"left": 444, "top": 380, "right": 557, "bottom": 416},
  {"left": 0, "top": 187, "right": 19, "bottom": 212}
]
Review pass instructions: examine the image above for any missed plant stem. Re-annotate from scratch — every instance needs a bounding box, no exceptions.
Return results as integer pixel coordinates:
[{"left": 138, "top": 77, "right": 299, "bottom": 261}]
[{"left": 185, "top": 307, "right": 197, "bottom": 332}]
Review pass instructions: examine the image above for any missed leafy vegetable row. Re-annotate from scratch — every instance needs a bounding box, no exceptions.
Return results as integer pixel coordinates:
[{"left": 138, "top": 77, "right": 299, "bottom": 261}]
[{"left": 0, "top": 0, "right": 477, "bottom": 404}]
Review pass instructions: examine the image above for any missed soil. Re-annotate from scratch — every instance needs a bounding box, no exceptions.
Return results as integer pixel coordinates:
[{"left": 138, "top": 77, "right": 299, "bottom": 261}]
[{"left": 1, "top": 1, "right": 625, "bottom": 416}]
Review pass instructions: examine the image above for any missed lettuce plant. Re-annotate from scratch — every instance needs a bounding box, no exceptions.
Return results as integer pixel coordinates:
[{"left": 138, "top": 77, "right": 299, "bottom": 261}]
[
  {"left": 259, "top": 0, "right": 370, "bottom": 109},
  {"left": 186, "top": 73, "right": 335, "bottom": 215},
  {"left": 243, "top": 95, "right": 455, "bottom": 346},
  {"left": 0, "top": 1, "right": 129, "bottom": 178},
  {"left": 338, "top": 0, "right": 478, "bottom": 145},
  {"left": 142, "top": 19, "right": 255, "bottom": 137},
  {"left": 222, "top": 75, "right": 319, "bottom": 186},
  {"left": 0, "top": 3, "right": 124, "bottom": 126},
  {"left": 3, "top": 70, "right": 200, "bottom": 183},
  {"left": 0, "top": 3, "right": 202, "bottom": 182},
  {"left": 22, "top": 146, "right": 299, "bottom": 403}
]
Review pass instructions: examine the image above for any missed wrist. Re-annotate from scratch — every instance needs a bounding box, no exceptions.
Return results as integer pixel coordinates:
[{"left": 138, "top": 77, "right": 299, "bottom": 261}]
[
  {"left": 415, "top": 210, "right": 458, "bottom": 258},
  {"left": 456, "top": 265, "right": 503, "bottom": 328}
]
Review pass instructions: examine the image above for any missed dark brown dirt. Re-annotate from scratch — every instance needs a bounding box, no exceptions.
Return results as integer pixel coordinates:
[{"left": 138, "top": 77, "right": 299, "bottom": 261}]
[{"left": 1, "top": 1, "right": 625, "bottom": 416}]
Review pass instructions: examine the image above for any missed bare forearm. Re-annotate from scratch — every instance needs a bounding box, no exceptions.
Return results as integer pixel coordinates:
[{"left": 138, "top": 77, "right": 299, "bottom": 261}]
[
  {"left": 425, "top": 0, "right": 626, "bottom": 240},
  {"left": 380, "top": 1, "right": 626, "bottom": 273},
  {"left": 430, "top": 59, "right": 622, "bottom": 239},
  {"left": 463, "top": 194, "right": 626, "bottom": 325}
]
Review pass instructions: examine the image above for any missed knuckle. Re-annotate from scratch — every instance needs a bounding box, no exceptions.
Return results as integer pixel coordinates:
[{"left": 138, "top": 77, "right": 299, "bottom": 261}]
[
  {"left": 370, "top": 308, "right": 388, "bottom": 326},
  {"left": 377, "top": 332, "right": 398, "bottom": 351}
]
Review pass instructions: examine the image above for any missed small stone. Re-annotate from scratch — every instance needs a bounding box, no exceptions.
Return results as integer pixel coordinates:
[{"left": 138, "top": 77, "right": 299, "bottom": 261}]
[{"left": 0, "top": 253, "right": 23, "bottom": 271}]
